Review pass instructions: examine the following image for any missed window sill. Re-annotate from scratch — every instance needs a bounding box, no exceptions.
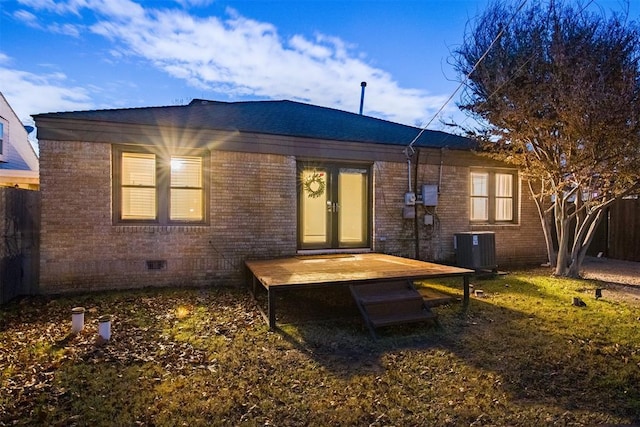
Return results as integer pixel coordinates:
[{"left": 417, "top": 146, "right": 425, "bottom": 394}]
[
  {"left": 113, "top": 225, "right": 209, "bottom": 234},
  {"left": 470, "top": 223, "right": 520, "bottom": 231}
]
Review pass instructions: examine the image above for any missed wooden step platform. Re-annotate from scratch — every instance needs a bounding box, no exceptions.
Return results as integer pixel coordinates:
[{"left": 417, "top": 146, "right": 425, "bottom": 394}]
[
  {"left": 418, "top": 287, "right": 455, "bottom": 307},
  {"left": 350, "top": 280, "right": 438, "bottom": 338}
]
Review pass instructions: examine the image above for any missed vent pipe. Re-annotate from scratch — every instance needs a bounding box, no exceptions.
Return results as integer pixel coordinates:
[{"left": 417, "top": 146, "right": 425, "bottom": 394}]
[{"left": 359, "top": 81, "right": 367, "bottom": 115}]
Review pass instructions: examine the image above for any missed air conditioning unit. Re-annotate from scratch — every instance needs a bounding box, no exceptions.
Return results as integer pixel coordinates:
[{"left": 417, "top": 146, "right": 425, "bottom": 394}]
[{"left": 454, "top": 232, "right": 497, "bottom": 271}]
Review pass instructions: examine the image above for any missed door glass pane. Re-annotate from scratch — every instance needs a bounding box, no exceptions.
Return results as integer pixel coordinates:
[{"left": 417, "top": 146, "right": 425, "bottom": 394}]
[
  {"left": 339, "top": 169, "right": 367, "bottom": 244},
  {"left": 301, "top": 169, "right": 328, "bottom": 244}
]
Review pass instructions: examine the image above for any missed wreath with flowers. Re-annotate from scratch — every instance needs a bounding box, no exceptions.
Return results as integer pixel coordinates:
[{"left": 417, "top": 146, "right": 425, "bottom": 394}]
[{"left": 303, "top": 171, "right": 326, "bottom": 198}]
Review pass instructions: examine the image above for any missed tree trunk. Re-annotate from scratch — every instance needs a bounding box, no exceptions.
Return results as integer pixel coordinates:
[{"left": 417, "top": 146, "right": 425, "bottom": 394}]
[
  {"left": 528, "top": 180, "right": 556, "bottom": 267},
  {"left": 554, "top": 199, "right": 572, "bottom": 276},
  {"left": 543, "top": 210, "right": 557, "bottom": 267},
  {"left": 567, "top": 206, "right": 606, "bottom": 278}
]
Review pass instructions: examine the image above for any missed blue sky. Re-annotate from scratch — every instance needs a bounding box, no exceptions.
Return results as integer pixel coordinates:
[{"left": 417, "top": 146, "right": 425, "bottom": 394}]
[{"left": 1, "top": 0, "right": 638, "bottom": 135}]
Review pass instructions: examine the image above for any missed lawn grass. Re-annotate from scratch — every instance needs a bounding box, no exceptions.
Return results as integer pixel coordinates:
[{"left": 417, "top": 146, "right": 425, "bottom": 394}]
[{"left": 1, "top": 270, "right": 639, "bottom": 426}]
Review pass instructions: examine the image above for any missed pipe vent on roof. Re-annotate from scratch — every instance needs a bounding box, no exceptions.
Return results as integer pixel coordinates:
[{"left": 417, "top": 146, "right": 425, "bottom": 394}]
[{"left": 359, "top": 81, "right": 367, "bottom": 115}]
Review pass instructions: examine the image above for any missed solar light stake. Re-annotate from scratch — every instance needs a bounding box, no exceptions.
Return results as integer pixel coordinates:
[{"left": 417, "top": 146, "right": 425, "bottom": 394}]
[
  {"left": 71, "top": 307, "right": 85, "bottom": 333},
  {"left": 98, "top": 315, "right": 112, "bottom": 341}
]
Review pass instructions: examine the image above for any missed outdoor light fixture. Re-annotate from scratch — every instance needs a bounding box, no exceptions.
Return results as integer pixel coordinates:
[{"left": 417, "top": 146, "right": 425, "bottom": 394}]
[
  {"left": 71, "top": 307, "right": 85, "bottom": 333},
  {"left": 98, "top": 315, "right": 112, "bottom": 341}
]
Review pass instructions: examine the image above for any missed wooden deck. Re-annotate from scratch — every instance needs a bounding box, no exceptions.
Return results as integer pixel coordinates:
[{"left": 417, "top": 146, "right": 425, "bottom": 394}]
[{"left": 245, "top": 253, "right": 473, "bottom": 330}]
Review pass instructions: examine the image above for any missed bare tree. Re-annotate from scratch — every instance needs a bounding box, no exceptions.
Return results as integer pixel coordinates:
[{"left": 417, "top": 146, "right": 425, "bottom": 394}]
[{"left": 454, "top": 0, "right": 640, "bottom": 277}]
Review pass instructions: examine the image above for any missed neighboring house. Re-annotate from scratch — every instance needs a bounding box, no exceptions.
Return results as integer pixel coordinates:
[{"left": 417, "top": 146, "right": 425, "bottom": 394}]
[
  {"left": 0, "top": 92, "right": 39, "bottom": 189},
  {"left": 33, "top": 99, "right": 546, "bottom": 293}
]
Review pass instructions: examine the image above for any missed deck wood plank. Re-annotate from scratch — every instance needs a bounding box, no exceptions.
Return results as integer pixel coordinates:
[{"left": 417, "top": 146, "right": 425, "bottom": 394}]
[{"left": 245, "top": 253, "right": 473, "bottom": 330}]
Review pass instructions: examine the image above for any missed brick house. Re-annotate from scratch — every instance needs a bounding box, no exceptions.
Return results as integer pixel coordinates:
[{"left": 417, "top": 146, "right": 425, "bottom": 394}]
[{"left": 33, "top": 99, "right": 546, "bottom": 294}]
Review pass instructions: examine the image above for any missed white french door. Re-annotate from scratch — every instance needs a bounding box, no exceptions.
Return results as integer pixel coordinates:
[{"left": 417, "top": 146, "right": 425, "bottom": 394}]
[{"left": 298, "top": 163, "right": 370, "bottom": 250}]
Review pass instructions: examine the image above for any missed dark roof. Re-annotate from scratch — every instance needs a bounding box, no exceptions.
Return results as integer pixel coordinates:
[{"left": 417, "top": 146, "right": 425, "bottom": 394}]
[{"left": 34, "top": 99, "right": 475, "bottom": 150}]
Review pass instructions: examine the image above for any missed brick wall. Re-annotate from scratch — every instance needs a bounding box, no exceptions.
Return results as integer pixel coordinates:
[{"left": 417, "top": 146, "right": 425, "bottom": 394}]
[
  {"left": 39, "top": 141, "right": 296, "bottom": 293},
  {"left": 39, "top": 140, "right": 546, "bottom": 294},
  {"left": 373, "top": 154, "right": 546, "bottom": 268}
]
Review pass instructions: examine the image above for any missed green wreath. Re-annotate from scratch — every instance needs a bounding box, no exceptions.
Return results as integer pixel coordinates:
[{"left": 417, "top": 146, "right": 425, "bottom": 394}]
[{"left": 303, "top": 172, "right": 326, "bottom": 198}]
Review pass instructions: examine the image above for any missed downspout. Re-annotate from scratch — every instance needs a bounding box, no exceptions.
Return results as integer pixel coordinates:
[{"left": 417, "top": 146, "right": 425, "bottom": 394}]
[
  {"left": 414, "top": 149, "right": 421, "bottom": 260},
  {"left": 438, "top": 147, "right": 445, "bottom": 193}
]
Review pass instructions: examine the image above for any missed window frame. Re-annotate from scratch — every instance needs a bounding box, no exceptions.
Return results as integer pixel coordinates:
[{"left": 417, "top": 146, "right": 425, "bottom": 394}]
[
  {"left": 112, "top": 145, "right": 209, "bottom": 225},
  {"left": 469, "top": 168, "right": 519, "bottom": 224}
]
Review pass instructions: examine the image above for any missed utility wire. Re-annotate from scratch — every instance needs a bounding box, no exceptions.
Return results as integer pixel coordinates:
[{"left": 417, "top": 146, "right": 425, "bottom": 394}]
[{"left": 405, "top": 0, "right": 528, "bottom": 155}]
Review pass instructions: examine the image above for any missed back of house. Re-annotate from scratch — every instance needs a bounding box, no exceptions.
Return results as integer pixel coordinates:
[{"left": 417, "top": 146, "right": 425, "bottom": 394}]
[{"left": 33, "top": 99, "right": 546, "bottom": 293}]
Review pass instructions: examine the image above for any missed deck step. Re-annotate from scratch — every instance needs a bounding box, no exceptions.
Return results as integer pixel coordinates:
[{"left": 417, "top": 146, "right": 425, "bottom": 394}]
[
  {"left": 418, "top": 288, "right": 455, "bottom": 307},
  {"left": 368, "top": 308, "right": 437, "bottom": 328},
  {"left": 358, "top": 288, "right": 422, "bottom": 305},
  {"left": 350, "top": 280, "right": 438, "bottom": 338}
]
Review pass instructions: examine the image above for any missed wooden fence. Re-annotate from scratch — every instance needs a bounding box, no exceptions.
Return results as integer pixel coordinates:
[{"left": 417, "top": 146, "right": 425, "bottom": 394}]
[
  {"left": 607, "top": 197, "right": 640, "bottom": 262},
  {"left": 0, "top": 187, "right": 40, "bottom": 304}
]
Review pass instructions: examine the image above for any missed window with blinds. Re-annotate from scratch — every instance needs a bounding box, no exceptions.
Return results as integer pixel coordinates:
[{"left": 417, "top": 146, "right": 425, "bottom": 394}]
[
  {"left": 113, "top": 146, "right": 208, "bottom": 225},
  {"left": 470, "top": 172, "right": 489, "bottom": 221},
  {"left": 170, "top": 156, "right": 203, "bottom": 221},
  {"left": 121, "top": 152, "right": 157, "bottom": 220},
  {"left": 495, "top": 173, "right": 514, "bottom": 221},
  {"left": 469, "top": 169, "right": 517, "bottom": 224}
]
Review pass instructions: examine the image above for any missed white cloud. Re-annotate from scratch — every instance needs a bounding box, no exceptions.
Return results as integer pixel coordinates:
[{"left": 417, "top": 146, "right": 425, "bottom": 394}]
[
  {"left": 17, "top": 0, "right": 88, "bottom": 16},
  {"left": 173, "top": 0, "right": 215, "bottom": 7},
  {"left": 0, "top": 63, "right": 93, "bottom": 121},
  {"left": 15, "top": 0, "right": 453, "bottom": 126},
  {"left": 13, "top": 9, "right": 39, "bottom": 26}
]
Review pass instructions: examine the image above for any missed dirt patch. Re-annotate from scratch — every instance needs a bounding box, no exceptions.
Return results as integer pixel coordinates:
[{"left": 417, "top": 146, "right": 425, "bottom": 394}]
[
  {"left": 582, "top": 256, "right": 640, "bottom": 287},
  {"left": 581, "top": 257, "right": 640, "bottom": 306}
]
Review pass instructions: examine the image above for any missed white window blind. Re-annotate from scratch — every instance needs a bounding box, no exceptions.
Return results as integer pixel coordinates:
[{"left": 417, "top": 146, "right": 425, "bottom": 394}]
[
  {"left": 170, "top": 156, "right": 203, "bottom": 221},
  {"left": 121, "top": 152, "right": 156, "bottom": 220}
]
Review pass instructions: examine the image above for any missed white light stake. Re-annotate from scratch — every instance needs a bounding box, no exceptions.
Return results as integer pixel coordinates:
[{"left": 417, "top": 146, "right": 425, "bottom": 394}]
[
  {"left": 71, "top": 307, "right": 85, "bottom": 333},
  {"left": 98, "top": 315, "right": 112, "bottom": 341}
]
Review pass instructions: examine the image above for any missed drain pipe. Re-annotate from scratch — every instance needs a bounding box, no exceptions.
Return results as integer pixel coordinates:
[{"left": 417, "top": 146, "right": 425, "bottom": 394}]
[
  {"left": 404, "top": 145, "right": 415, "bottom": 193},
  {"left": 407, "top": 158, "right": 412, "bottom": 193},
  {"left": 359, "top": 82, "right": 367, "bottom": 115}
]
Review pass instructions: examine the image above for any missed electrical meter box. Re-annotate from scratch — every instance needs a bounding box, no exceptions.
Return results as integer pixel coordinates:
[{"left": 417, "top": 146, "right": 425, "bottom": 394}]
[
  {"left": 421, "top": 184, "right": 438, "bottom": 206},
  {"left": 404, "top": 192, "right": 416, "bottom": 206}
]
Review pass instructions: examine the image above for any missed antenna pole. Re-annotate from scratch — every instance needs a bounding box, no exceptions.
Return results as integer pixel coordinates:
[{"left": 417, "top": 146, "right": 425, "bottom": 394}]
[{"left": 359, "top": 82, "right": 367, "bottom": 115}]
